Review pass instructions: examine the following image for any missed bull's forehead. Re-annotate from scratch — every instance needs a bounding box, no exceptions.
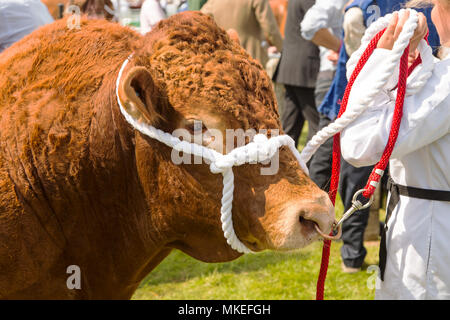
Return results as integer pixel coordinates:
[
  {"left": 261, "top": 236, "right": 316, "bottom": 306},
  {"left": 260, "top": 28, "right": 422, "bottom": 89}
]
[
  {"left": 149, "top": 49, "right": 281, "bottom": 132},
  {"left": 139, "top": 11, "right": 281, "bottom": 132}
]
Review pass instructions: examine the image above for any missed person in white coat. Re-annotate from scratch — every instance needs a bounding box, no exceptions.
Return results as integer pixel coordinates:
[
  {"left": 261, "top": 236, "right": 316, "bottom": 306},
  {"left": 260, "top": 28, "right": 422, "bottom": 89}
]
[
  {"left": 140, "top": 0, "right": 166, "bottom": 34},
  {"left": 341, "top": 0, "right": 450, "bottom": 299},
  {"left": 0, "top": 0, "right": 53, "bottom": 53}
]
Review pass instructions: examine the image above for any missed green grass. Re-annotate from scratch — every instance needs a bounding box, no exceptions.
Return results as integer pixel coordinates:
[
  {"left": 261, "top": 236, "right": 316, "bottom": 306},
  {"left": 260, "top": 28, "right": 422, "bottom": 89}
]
[
  {"left": 132, "top": 124, "right": 381, "bottom": 300},
  {"left": 133, "top": 241, "right": 380, "bottom": 300}
]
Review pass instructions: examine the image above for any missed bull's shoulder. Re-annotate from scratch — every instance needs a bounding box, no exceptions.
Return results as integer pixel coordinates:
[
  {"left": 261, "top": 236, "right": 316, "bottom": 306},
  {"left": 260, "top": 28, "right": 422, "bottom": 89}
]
[
  {"left": 0, "top": 18, "right": 141, "bottom": 101},
  {"left": 0, "top": 18, "right": 141, "bottom": 143},
  {"left": 0, "top": 18, "right": 141, "bottom": 196}
]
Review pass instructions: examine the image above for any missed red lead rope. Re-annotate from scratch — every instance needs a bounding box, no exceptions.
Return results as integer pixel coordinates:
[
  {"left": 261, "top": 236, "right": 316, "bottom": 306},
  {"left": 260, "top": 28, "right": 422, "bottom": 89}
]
[{"left": 315, "top": 28, "right": 421, "bottom": 300}]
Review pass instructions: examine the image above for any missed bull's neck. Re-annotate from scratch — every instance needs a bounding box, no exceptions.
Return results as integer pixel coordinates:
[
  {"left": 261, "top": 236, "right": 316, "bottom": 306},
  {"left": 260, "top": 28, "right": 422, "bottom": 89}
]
[{"left": 68, "top": 86, "right": 172, "bottom": 298}]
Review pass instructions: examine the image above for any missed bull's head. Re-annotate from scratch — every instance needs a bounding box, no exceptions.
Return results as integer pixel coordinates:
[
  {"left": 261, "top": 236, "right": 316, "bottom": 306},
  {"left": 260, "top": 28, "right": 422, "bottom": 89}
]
[{"left": 116, "top": 12, "right": 334, "bottom": 262}]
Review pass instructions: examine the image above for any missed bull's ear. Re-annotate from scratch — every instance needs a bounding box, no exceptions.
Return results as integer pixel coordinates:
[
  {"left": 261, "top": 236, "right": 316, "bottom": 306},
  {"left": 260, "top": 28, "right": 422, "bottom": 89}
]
[
  {"left": 117, "top": 66, "right": 163, "bottom": 126},
  {"left": 227, "top": 29, "right": 240, "bottom": 45}
]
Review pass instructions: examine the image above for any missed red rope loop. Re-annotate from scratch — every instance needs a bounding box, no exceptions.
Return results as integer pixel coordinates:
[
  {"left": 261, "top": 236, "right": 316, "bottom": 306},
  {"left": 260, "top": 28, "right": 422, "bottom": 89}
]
[{"left": 315, "top": 28, "right": 422, "bottom": 300}]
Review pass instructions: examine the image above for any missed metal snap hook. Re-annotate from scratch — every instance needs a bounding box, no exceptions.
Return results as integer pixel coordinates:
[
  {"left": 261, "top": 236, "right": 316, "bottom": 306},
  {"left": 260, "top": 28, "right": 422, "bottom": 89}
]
[{"left": 334, "top": 189, "right": 374, "bottom": 230}]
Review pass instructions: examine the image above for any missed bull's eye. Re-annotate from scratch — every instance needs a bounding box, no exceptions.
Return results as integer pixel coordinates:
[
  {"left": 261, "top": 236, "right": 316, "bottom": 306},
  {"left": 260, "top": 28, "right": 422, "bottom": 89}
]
[
  {"left": 185, "top": 120, "right": 207, "bottom": 135},
  {"left": 185, "top": 120, "right": 214, "bottom": 146}
]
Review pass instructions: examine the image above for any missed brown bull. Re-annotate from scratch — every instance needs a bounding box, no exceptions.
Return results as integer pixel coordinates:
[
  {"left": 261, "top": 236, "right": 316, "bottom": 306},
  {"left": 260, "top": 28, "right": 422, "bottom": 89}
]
[
  {"left": 0, "top": 12, "right": 334, "bottom": 299},
  {"left": 42, "top": 0, "right": 115, "bottom": 20}
]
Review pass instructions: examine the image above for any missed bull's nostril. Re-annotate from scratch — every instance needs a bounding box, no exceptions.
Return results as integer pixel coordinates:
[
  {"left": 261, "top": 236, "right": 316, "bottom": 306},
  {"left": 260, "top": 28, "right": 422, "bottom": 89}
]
[{"left": 299, "top": 216, "right": 316, "bottom": 232}]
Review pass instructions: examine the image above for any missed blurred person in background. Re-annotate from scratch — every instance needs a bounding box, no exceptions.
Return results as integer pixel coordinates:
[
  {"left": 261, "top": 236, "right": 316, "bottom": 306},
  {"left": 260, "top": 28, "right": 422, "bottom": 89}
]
[
  {"left": 300, "top": 0, "right": 346, "bottom": 113},
  {"left": 178, "top": 0, "right": 188, "bottom": 12},
  {"left": 273, "top": 0, "right": 320, "bottom": 148},
  {"left": 0, "top": 0, "right": 53, "bottom": 53},
  {"left": 201, "top": 0, "right": 283, "bottom": 67},
  {"left": 72, "top": 0, "right": 116, "bottom": 19},
  {"left": 41, "top": 0, "right": 69, "bottom": 19},
  {"left": 267, "top": 0, "right": 288, "bottom": 119},
  {"left": 269, "top": 0, "right": 288, "bottom": 37},
  {"left": 44, "top": 0, "right": 116, "bottom": 20},
  {"left": 164, "top": 0, "right": 181, "bottom": 15},
  {"left": 187, "top": 0, "right": 206, "bottom": 10},
  {"left": 300, "top": 0, "right": 346, "bottom": 192},
  {"left": 140, "top": 0, "right": 166, "bottom": 34}
]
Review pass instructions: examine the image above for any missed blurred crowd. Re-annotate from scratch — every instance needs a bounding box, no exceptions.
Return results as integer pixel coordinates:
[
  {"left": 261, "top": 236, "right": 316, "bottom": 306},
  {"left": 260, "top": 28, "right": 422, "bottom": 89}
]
[{"left": 0, "top": 0, "right": 443, "bottom": 277}]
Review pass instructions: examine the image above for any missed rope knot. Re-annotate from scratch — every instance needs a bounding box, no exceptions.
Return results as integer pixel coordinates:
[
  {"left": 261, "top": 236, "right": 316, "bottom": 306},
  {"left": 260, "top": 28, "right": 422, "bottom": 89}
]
[
  {"left": 210, "top": 154, "right": 235, "bottom": 174},
  {"left": 253, "top": 134, "right": 280, "bottom": 162}
]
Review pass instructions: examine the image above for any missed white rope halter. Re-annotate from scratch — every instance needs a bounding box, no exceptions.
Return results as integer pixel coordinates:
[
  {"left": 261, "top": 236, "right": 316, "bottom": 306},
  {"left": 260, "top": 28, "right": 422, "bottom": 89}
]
[
  {"left": 300, "top": 9, "right": 435, "bottom": 164},
  {"left": 115, "top": 56, "right": 309, "bottom": 254}
]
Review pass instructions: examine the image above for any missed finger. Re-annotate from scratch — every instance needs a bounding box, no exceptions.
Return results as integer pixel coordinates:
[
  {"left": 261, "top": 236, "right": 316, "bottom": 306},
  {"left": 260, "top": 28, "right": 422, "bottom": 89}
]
[
  {"left": 377, "top": 12, "right": 398, "bottom": 49},
  {"left": 412, "top": 13, "right": 428, "bottom": 43},
  {"left": 410, "top": 13, "right": 429, "bottom": 52},
  {"left": 393, "top": 10, "right": 410, "bottom": 40},
  {"left": 385, "top": 12, "right": 399, "bottom": 36},
  {"left": 418, "top": 13, "right": 428, "bottom": 37}
]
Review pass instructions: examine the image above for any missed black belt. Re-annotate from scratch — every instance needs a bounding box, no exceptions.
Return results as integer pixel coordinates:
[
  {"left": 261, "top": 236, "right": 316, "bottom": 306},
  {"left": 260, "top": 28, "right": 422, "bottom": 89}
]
[{"left": 379, "top": 177, "right": 450, "bottom": 281}]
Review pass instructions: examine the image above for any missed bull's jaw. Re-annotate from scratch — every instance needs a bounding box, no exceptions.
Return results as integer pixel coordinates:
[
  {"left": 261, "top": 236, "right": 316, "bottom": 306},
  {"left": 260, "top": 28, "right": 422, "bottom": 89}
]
[{"left": 169, "top": 238, "right": 244, "bottom": 263}]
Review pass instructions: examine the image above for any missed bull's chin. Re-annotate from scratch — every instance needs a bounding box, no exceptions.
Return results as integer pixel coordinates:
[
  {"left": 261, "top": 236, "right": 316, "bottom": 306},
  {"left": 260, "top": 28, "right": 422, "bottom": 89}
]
[
  {"left": 267, "top": 223, "right": 323, "bottom": 251},
  {"left": 271, "top": 236, "right": 322, "bottom": 252},
  {"left": 240, "top": 239, "right": 264, "bottom": 252}
]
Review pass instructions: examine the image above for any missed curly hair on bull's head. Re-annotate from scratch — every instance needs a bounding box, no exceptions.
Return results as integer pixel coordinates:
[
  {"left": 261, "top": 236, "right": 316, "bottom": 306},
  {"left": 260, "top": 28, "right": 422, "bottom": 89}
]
[{"left": 133, "top": 12, "right": 281, "bottom": 133}]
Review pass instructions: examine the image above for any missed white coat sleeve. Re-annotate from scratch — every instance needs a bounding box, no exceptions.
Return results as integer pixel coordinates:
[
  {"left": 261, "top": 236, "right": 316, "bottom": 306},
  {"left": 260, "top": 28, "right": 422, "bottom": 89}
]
[
  {"left": 341, "top": 49, "right": 450, "bottom": 168},
  {"left": 140, "top": 0, "right": 166, "bottom": 35},
  {"left": 0, "top": 0, "right": 53, "bottom": 52},
  {"left": 301, "top": 0, "right": 338, "bottom": 41}
]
